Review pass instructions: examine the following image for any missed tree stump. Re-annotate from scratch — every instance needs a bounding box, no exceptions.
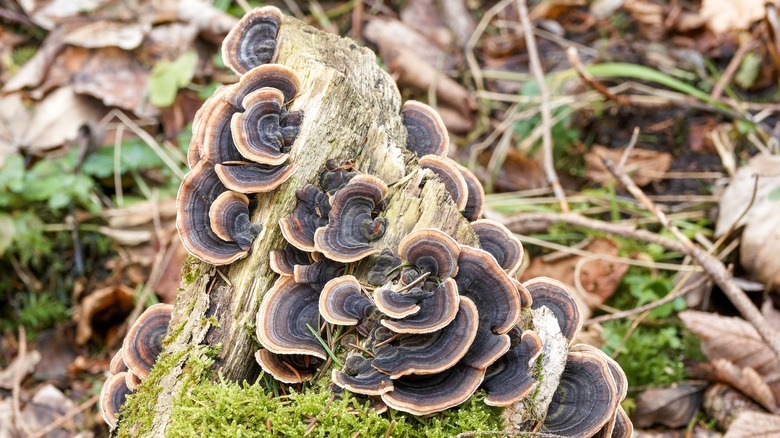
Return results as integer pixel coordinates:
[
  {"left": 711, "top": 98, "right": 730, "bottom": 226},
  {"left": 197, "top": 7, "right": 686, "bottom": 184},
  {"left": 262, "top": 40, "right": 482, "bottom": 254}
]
[{"left": 117, "top": 15, "right": 566, "bottom": 437}]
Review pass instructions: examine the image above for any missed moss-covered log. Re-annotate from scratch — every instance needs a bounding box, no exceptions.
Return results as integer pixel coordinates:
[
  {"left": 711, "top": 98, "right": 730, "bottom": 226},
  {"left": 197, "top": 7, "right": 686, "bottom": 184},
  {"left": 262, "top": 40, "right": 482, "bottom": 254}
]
[{"left": 117, "top": 15, "right": 566, "bottom": 437}]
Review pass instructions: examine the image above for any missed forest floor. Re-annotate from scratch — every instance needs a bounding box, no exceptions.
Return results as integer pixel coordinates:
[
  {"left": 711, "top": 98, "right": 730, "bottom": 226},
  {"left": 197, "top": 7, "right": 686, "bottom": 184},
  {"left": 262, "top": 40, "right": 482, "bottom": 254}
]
[{"left": 1, "top": 0, "right": 780, "bottom": 436}]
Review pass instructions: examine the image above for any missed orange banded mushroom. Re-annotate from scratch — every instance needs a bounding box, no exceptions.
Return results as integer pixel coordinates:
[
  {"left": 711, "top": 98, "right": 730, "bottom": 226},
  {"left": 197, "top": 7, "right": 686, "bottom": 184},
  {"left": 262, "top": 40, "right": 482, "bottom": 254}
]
[
  {"left": 255, "top": 349, "right": 322, "bottom": 384},
  {"left": 332, "top": 354, "right": 394, "bottom": 396},
  {"left": 269, "top": 246, "right": 312, "bottom": 276},
  {"left": 279, "top": 184, "right": 330, "bottom": 252},
  {"left": 109, "top": 348, "right": 128, "bottom": 374},
  {"left": 256, "top": 277, "right": 327, "bottom": 359},
  {"left": 313, "top": 175, "right": 389, "bottom": 263},
  {"left": 319, "top": 275, "right": 375, "bottom": 325},
  {"left": 419, "top": 156, "right": 468, "bottom": 211},
  {"left": 401, "top": 100, "right": 449, "bottom": 157},
  {"left": 293, "top": 258, "right": 345, "bottom": 286},
  {"left": 177, "top": 162, "right": 249, "bottom": 265},
  {"left": 542, "top": 348, "right": 619, "bottom": 437},
  {"left": 398, "top": 228, "right": 460, "bottom": 280},
  {"left": 380, "top": 278, "right": 460, "bottom": 334},
  {"left": 373, "top": 286, "right": 433, "bottom": 319},
  {"left": 366, "top": 248, "right": 402, "bottom": 286},
  {"left": 482, "top": 328, "right": 542, "bottom": 407},
  {"left": 524, "top": 277, "right": 581, "bottom": 343},
  {"left": 231, "top": 87, "right": 299, "bottom": 166},
  {"left": 222, "top": 6, "right": 284, "bottom": 75},
  {"left": 209, "top": 191, "right": 259, "bottom": 250},
  {"left": 381, "top": 363, "right": 484, "bottom": 416},
  {"left": 454, "top": 162, "right": 484, "bottom": 221},
  {"left": 470, "top": 219, "right": 524, "bottom": 276},
  {"left": 372, "top": 296, "right": 478, "bottom": 379},
  {"left": 122, "top": 303, "right": 173, "bottom": 380},
  {"left": 228, "top": 64, "right": 301, "bottom": 109},
  {"left": 100, "top": 371, "right": 132, "bottom": 429}
]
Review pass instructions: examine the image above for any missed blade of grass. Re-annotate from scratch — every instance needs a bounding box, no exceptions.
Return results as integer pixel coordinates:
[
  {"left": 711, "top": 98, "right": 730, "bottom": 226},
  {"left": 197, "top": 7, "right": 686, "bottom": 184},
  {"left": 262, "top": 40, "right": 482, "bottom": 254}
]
[{"left": 306, "top": 323, "right": 343, "bottom": 368}]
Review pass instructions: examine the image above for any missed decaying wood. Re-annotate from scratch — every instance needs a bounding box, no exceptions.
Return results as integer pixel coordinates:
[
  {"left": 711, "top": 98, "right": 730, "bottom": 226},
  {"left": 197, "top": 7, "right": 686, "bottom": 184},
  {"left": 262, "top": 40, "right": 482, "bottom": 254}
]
[{"left": 118, "top": 16, "right": 563, "bottom": 436}]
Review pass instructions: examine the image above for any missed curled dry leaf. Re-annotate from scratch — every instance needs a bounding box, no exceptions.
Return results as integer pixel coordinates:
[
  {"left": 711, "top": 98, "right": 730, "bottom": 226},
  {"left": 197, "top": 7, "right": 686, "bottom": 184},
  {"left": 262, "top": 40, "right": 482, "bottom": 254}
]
[
  {"left": 703, "top": 383, "right": 765, "bottom": 431},
  {"left": 400, "top": 0, "right": 453, "bottom": 50},
  {"left": 700, "top": 0, "right": 778, "bottom": 35},
  {"left": 725, "top": 411, "right": 780, "bottom": 438},
  {"left": 72, "top": 47, "right": 150, "bottom": 115},
  {"left": 706, "top": 359, "right": 778, "bottom": 412},
  {"left": 19, "top": 384, "right": 82, "bottom": 437},
  {"left": 3, "top": 29, "right": 65, "bottom": 93},
  {"left": 61, "top": 21, "right": 151, "bottom": 50},
  {"left": 0, "top": 349, "right": 41, "bottom": 390},
  {"left": 440, "top": 0, "right": 476, "bottom": 49},
  {"left": 634, "top": 382, "right": 707, "bottom": 428},
  {"left": 716, "top": 155, "right": 780, "bottom": 287},
  {"left": 585, "top": 145, "right": 673, "bottom": 186},
  {"left": 74, "top": 284, "right": 135, "bottom": 345},
  {"left": 364, "top": 17, "right": 454, "bottom": 70}
]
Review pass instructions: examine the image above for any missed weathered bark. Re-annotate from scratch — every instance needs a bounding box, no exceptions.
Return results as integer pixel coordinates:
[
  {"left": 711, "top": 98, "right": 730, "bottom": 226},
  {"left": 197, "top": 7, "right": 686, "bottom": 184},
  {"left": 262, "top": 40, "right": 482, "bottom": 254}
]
[{"left": 118, "top": 16, "right": 564, "bottom": 437}]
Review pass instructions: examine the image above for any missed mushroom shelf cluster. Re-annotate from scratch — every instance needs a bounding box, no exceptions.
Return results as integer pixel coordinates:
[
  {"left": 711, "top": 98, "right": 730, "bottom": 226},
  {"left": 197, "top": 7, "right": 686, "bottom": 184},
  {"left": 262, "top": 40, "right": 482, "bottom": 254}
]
[
  {"left": 106, "top": 6, "right": 635, "bottom": 437},
  {"left": 100, "top": 304, "right": 173, "bottom": 429}
]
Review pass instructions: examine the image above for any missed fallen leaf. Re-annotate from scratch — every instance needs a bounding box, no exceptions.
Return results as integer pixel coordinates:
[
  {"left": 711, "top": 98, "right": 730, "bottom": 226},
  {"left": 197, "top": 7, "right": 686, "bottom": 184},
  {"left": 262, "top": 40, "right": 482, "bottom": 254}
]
[
  {"left": 705, "top": 359, "right": 778, "bottom": 412},
  {"left": 520, "top": 237, "right": 630, "bottom": 320},
  {"left": 19, "top": 383, "right": 81, "bottom": 438},
  {"left": 140, "top": 22, "right": 199, "bottom": 63},
  {"left": 703, "top": 383, "right": 764, "bottom": 431},
  {"left": 700, "top": 0, "right": 778, "bottom": 35},
  {"left": 176, "top": 0, "right": 238, "bottom": 35},
  {"left": 480, "top": 148, "right": 548, "bottom": 192},
  {"left": 3, "top": 29, "right": 66, "bottom": 93},
  {"left": 18, "top": 0, "right": 113, "bottom": 29},
  {"left": 364, "top": 17, "right": 455, "bottom": 70},
  {"left": 584, "top": 145, "right": 673, "bottom": 186},
  {"left": 681, "top": 310, "right": 779, "bottom": 377},
  {"left": 74, "top": 284, "right": 135, "bottom": 344},
  {"left": 440, "top": 0, "right": 476, "bottom": 49},
  {"left": 61, "top": 20, "right": 151, "bottom": 50},
  {"left": 103, "top": 198, "right": 177, "bottom": 228},
  {"left": 30, "top": 329, "right": 79, "bottom": 381},
  {"left": 30, "top": 46, "right": 90, "bottom": 100},
  {"left": 634, "top": 382, "right": 707, "bottom": 428},
  {"left": 716, "top": 156, "right": 780, "bottom": 286},
  {"left": 0, "top": 86, "right": 104, "bottom": 155},
  {"left": 0, "top": 349, "right": 41, "bottom": 389},
  {"left": 72, "top": 47, "right": 151, "bottom": 115},
  {"left": 725, "top": 411, "right": 780, "bottom": 437},
  {"left": 400, "top": 0, "right": 453, "bottom": 50}
]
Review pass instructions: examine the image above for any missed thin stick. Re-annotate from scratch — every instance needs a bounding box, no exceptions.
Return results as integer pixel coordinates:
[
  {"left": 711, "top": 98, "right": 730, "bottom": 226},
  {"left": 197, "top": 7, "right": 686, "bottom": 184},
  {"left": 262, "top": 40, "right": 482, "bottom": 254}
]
[
  {"left": 235, "top": 0, "right": 252, "bottom": 13},
  {"left": 12, "top": 326, "right": 26, "bottom": 434},
  {"left": 710, "top": 41, "right": 758, "bottom": 101},
  {"left": 29, "top": 394, "right": 100, "bottom": 438},
  {"left": 566, "top": 47, "right": 628, "bottom": 105},
  {"left": 600, "top": 153, "right": 780, "bottom": 360},
  {"left": 516, "top": 0, "right": 569, "bottom": 212},
  {"left": 617, "top": 127, "right": 640, "bottom": 170}
]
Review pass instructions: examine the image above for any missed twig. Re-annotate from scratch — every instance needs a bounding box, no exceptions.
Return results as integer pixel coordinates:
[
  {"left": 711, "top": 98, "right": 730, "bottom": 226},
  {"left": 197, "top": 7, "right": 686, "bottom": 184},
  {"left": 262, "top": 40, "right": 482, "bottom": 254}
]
[
  {"left": 516, "top": 0, "right": 569, "bottom": 212},
  {"left": 599, "top": 154, "right": 780, "bottom": 360},
  {"left": 617, "top": 127, "right": 640, "bottom": 170},
  {"left": 585, "top": 273, "right": 710, "bottom": 326},
  {"left": 566, "top": 47, "right": 628, "bottom": 105},
  {"left": 235, "top": 0, "right": 252, "bottom": 13},
  {"left": 12, "top": 326, "right": 26, "bottom": 435},
  {"left": 29, "top": 394, "right": 100, "bottom": 438},
  {"left": 499, "top": 212, "right": 688, "bottom": 254},
  {"left": 710, "top": 41, "right": 758, "bottom": 101}
]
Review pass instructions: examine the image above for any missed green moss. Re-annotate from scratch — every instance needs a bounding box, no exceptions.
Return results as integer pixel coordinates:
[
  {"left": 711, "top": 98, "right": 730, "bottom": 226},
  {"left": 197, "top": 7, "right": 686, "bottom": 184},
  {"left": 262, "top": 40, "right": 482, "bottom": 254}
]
[
  {"left": 200, "top": 316, "right": 220, "bottom": 327},
  {"left": 180, "top": 258, "right": 202, "bottom": 286},
  {"left": 167, "top": 377, "right": 504, "bottom": 437},
  {"left": 163, "top": 321, "right": 187, "bottom": 348}
]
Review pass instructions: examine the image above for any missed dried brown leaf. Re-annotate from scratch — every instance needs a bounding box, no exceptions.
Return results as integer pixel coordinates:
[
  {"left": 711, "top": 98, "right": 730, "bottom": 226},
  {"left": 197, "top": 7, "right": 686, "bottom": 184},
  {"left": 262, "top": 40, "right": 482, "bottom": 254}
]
[
  {"left": 708, "top": 358, "right": 778, "bottom": 412},
  {"left": 716, "top": 156, "right": 780, "bottom": 286},
  {"left": 703, "top": 383, "right": 765, "bottom": 431},
  {"left": 103, "top": 198, "right": 177, "bottom": 229},
  {"left": 634, "top": 382, "right": 707, "bottom": 428},
  {"left": 680, "top": 310, "right": 779, "bottom": 377},
  {"left": 72, "top": 47, "right": 150, "bottom": 115},
  {"left": 74, "top": 284, "right": 134, "bottom": 344},
  {"left": 482, "top": 148, "right": 548, "bottom": 192},
  {"left": 0, "top": 349, "right": 41, "bottom": 389},
  {"left": 440, "top": 0, "right": 476, "bottom": 49},
  {"left": 364, "top": 17, "right": 454, "bottom": 70},
  {"left": 400, "top": 0, "right": 453, "bottom": 49},
  {"left": 725, "top": 411, "right": 780, "bottom": 438},
  {"left": 3, "top": 29, "right": 65, "bottom": 93},
  {"left": 19, "top": 384, "right": 81, "bottom": 438},
  {"left": 61, "top": 21, "right": 151, "bottom": 50},
  {"left": 585, "top": 145, "right": 673, "bottom": 186},
  {"left": 700, "top": 0, "right": 778, "bottom": 35}
]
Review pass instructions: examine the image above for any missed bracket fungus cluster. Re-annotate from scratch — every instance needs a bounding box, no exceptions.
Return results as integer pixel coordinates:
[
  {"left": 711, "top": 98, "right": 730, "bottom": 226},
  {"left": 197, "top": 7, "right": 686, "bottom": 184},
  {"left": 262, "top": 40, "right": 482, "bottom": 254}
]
[
  {"left": 100, "top": 304, "right": 173, "bottom": 429},
  {"left": 177, "top": 5, "right": 303, "bottom": 266},
  {"left": 161, "top": 7, "right": 633, "bottom": 437}
]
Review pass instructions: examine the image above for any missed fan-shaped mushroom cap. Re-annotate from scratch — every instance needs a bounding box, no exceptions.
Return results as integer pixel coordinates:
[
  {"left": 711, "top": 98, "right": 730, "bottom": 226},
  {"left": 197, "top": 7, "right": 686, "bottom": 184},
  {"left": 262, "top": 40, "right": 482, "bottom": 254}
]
[
  {"left": 419, "top": 156, "right": 468, "bottom": 210},
  {"left": 100, "top": 371, "right": 132, "bottom": 429},
  {"left": 320, "top": 159, "right": 358, "bottom": 195},
  {"left": 570, "top": 344, "right": 628, "bottom": 438},
  {"left": 455, "top": 246, "right": 522, "bottom": 334},
  {"left": 510, "top": 278, "right": 533, "bottom": 308},
  {"left": 232, "top": 87, "right": 298, "bottom": 165},
  {"left": 381, "top": 278, "right": 460, "bottom": 334},
  {"left": 256, "top": 277, "right": 326, "bottom": 359},
  {"left": 122, "top": 303, "right": 173, "bottom": 380},
  {"left": 524, "top": 277, "right": 581, "bottom": 343},
  {"left": 332, "top": 354, "right": 394, "bottom": 396},
  {"left": 124, "top": 371, "right": 142, "bottom": 391},
  {"left": 381, "top": 363, "right": 484, "bottom": 416},
  {"left": 199, "top": 89, "right": 244, "bottom": 164},
  {"left": 190, "top": 85, "right": 233, "bottom": 167},
  {"left": 471, "top": 219, "right": 524, "bottom": 276},
  {"left": 401, "top": 100, "right": 449, "bottom": 157},
  {"left": 187, "top": 137, "right": 201, "bottom": 169},
  {"left": 279, "top": 184, "right": 330, "bottom": 251},
  {"left": 319, "top": 275, "right": 375, "bottom": 325},
  {"left": 228, "top": 64, "right": 301, "bottom": 109},
  {"left": 110, "top": 349, "right": 127, "bottom": 374},
  {"left": 482, "top": 328, "right": 543, "bottom": 407},
  {"left": 373, "top": 297, "right": 477, "bottom": 379},
  {"left": 314, "top": 175, "right": 389, "bottom": 263},
  {"left": 454, "top": 162, "right": 484, "bottom": 221},
  {"left": 208, "top": 191, "right": 257, "bottom": 250},
  {"left": 215, "top": 161, "right": 296, "bottom": 194},
  {"left": 293, "top": 258, "right": 345, "bottom": 286},
  {"left": 255, "top": 349, "right": 322, "bottom": 384},
  {"left": 222, "top": 6, "right": 283, "bottom": 75},
  {"left": 373, "top": 286, "right": 434, "bottom": 319},
  {"left": 367, "top": 248, "right": 402, "bottom": 286},
  {"left": 177, "top": 162, "right": 249, "bottom": 265},
  {"left": 270, "top": 246, "right": 312, "bottom": 276},
  {"left": 542, "top": 348, "right": 619, "bottom": 437},
  {"left": 610, "top": 406, "right": 633, "bottom": 438},
  {"left": 398, "top": 228, "right": 460, "bottom": 279}
]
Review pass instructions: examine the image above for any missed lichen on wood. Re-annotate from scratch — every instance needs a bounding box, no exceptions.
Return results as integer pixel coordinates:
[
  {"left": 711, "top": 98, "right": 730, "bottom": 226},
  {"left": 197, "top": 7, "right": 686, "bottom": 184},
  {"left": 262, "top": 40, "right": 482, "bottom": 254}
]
[{"left": 117, "top": 15, "right": 565, "bottom": 437}]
